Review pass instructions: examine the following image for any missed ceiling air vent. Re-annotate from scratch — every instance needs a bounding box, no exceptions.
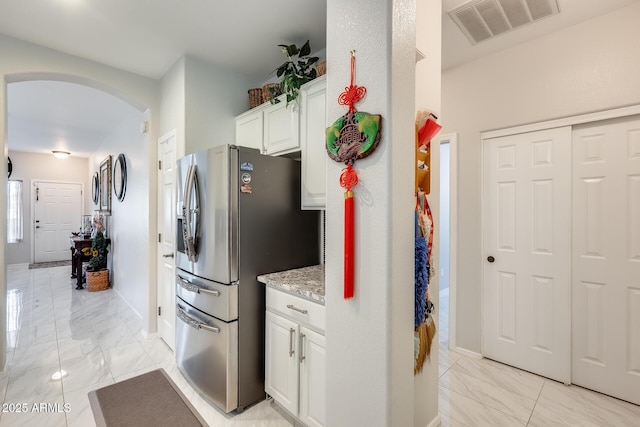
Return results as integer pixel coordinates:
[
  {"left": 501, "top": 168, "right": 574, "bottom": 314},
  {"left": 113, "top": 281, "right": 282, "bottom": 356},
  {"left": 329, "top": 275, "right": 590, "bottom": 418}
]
[{"left": 449, "top": 0, "right": 559, "bottom": 45}]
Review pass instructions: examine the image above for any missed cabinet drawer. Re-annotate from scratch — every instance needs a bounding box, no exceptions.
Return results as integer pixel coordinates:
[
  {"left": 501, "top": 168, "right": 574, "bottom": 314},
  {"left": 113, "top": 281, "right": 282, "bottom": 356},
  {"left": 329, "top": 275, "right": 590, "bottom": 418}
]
[{"left": 266, "top": 287, "right": 325, "bottom": 332}]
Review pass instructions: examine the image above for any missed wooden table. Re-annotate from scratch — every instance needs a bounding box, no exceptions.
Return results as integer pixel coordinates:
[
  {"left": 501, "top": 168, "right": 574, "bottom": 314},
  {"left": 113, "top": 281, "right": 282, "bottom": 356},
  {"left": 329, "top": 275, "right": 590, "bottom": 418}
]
[{"left": 70, "top": 236, "right": 110, "bottom": 290}]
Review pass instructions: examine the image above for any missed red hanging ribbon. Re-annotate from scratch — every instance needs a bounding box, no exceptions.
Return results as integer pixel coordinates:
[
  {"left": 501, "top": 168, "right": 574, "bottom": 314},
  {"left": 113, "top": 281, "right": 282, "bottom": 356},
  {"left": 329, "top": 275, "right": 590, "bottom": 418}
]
[
  {"left": 338, "top": 50, "right": 367, "bottom": 113},
  {"left": 340, "top": 163, "right": 358, "bottom": 299}
]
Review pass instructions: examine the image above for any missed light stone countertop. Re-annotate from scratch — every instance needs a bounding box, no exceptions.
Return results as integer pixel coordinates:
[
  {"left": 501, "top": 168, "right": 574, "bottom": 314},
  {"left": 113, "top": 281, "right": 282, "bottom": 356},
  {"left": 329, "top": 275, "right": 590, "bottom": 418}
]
[{"left": 257, "top": 264, "right": 325, "bottom": 305}]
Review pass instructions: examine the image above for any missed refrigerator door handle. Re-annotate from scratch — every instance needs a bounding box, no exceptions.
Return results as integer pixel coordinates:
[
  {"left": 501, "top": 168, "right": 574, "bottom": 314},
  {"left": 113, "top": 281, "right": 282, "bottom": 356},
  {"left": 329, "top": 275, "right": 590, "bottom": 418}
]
[
  {"left": 182, "top": 164, "right": 200, "bottom": 261},
  {"left": 176, "top": 304, "right": 221, "bottom": 333},
  {"left": 176, "top": 275, "right": 221, "bottom": 297}
]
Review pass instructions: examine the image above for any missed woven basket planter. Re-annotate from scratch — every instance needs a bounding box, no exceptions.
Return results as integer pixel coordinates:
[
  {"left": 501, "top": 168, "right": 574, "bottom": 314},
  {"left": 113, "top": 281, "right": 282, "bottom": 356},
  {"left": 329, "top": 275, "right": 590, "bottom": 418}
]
[
  {"left": 262, "top": 83, "right": 281, "bottom": 103},
  {"left": 248, "top": 88, "right": 263, "bottom": 109},
  {"left": 316, "top": 60, "right": 326, "bottom": 77},
  {"left": 87, "top": 269, "right": 110, "bottom": 292}
]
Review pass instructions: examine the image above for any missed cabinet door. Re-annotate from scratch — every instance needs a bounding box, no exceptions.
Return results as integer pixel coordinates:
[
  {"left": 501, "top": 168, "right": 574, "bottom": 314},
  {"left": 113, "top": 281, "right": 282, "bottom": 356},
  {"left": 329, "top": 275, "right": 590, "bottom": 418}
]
[
  {"left": 299, "top": 327, "right": 326, "bottom": 427},
  {"left": 300, "top": 76, "right": 327, "bottom": 209},
  {"left": 236, "top": 110, "right": 263, "bottom": 151},
  {"left": 263, "top": 100, "right": 300, "bottom": 155},
  {"left": 265, "top": 311, "right": 300, "bottom": 415}
]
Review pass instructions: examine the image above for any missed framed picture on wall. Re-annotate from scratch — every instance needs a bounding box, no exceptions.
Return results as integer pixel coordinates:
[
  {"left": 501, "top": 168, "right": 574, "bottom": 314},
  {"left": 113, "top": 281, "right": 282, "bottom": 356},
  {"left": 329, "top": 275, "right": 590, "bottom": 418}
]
[{"left": 99, "top": 155, "right": 112, "bottom": 214}]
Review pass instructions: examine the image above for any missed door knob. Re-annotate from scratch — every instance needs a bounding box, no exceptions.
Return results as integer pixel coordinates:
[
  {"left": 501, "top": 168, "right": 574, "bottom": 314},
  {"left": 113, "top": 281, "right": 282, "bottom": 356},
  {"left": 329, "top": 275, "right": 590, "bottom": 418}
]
[
  {"left": 35, "top": 225, "right": 41, "bottom": 229},
  {"left": 163, "top": 253, "right": 174, "bottom": 258},
  {"left": 487, "top": 256, "right": 495, "bottom": 263}
]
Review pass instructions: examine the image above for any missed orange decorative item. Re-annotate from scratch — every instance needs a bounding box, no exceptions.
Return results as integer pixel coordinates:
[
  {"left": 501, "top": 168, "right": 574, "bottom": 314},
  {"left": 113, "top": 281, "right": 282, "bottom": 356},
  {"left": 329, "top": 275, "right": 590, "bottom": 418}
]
[
  {"left": 415, "top": 112, "right": 441, "bottom": 194},
  {"left": 326, "top": 51, "right": 382, "bottom": 300}
]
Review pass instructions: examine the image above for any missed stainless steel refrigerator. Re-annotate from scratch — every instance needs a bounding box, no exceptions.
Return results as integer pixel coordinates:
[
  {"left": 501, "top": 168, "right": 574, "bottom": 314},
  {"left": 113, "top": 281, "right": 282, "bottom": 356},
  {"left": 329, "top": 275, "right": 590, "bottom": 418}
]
[{"left": 174, "top": 145, "right": 319, "bottom": 413}]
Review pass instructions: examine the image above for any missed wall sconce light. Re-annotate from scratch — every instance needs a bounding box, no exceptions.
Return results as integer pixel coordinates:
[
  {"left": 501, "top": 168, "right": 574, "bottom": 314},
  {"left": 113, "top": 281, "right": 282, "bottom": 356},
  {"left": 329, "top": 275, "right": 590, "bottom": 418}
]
[{"left": 52, "top": 150, "right": 70, "bottom": 159}]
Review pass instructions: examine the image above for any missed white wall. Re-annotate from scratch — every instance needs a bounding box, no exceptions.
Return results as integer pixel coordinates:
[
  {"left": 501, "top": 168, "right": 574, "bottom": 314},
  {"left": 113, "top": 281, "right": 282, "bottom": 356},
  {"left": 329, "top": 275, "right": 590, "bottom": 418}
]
[
  {"left": 5, "top": 151, "right": 90, "bottom": 265},
  {"left": 0, "top": 34, "right": 161, "bottom": 372},
  {"left": 325, "top": 0, "right": 418, "bottom": 425},
  {"left": 161, "top": 57, "right": 186, "bottom": 157},
  {"left": 184, "top": 56, "right": 254, "bottom": 152},
  {"left": 441, "top": 2, "right": 640, "bottom": 352},
  {"left": 89, "top": 107, "right": 148, "bottom": 320}
]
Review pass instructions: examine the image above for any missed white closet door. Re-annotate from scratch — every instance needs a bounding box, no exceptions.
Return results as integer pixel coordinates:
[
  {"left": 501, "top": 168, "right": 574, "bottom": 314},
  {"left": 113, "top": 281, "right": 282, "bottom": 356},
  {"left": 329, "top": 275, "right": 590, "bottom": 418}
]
[
  {"left": 483, "top": 127, "right": 572, "bottom": 382},
  {"left": 572, "top": 116, "right": 640, "bottom": 405}
]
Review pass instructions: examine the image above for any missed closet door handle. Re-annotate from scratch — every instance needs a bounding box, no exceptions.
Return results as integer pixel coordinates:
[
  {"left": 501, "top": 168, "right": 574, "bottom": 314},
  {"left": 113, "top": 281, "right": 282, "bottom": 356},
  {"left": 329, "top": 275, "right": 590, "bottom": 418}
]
[{"left": 487, "top": 256, "right": 495, "bottom": 263}]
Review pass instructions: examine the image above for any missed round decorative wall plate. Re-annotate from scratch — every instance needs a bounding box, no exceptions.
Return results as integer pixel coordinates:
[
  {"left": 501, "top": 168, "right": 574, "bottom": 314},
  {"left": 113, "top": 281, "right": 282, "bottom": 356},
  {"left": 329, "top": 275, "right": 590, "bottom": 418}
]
[
  {"left": 92, "top": 172, "right": 100, "bottom": 205},
  {"left": 113, "top": 153, "right": 127, "bottom": 202}
]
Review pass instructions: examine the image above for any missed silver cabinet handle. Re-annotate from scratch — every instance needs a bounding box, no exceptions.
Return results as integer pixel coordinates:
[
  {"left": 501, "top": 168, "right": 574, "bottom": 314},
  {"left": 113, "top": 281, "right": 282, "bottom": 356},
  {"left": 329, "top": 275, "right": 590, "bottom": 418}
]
[
  {"left": 199, "top": 323, "right": 221, "bottom": 333},
  {"left": 176, "top": 304, "right": 220, "bottom": 333},
  {"left": 163, "top": 253, "right": 174, "bottom": 258},
  {"left": 289, "top": 328, "right": 295, "bottom": 357},
  {"left": 176, "top": 275, "right": 221, "bottom": 296},
  {"left": 299, "top": 333, "right": 306, "bottom": 363},
  {"left": 286, "top": 304, "right": 308, "bottom": 314}
]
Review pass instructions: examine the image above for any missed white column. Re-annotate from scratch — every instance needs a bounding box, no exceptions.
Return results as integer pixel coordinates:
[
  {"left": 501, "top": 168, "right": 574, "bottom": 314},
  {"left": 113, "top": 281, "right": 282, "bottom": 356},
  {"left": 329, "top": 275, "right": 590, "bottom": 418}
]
[
  {"left": 325, "top": 1, "right": 420, "bottom": 425},
  {"left": 414, "top": 0, "right": 442, "bottom": 425}
]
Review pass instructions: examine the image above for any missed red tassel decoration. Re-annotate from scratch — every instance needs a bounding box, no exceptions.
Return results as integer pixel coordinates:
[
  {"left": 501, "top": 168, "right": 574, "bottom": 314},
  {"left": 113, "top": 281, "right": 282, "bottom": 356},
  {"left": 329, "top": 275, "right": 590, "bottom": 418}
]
[
  {"left": 344, "top": 190, "right": 354, "bottom": 298},
  {"left": 340, "top": 163, "right": 358, "bottom": 299}
]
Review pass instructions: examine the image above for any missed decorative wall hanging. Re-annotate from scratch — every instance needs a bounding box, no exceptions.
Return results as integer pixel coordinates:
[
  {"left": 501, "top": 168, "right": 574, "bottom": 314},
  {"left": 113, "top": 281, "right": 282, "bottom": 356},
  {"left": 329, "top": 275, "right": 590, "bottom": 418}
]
[
  {"left": 92, "top": 172, "right": 100, "bottom": 205},
  {"left": 99, "top": 155, "right": 112, "bottom": 214},
  {"left": 415, "top": 111, "right": 442, "bottom": 194},
  {"left": 326, "top": 50, "right": 382, "bottom": 299},
  {"left": 414, "top": 110, "right": 439, "bottom": 374},
  {"left": 113, "top": 153, "right": 127, "bottom": 202}
]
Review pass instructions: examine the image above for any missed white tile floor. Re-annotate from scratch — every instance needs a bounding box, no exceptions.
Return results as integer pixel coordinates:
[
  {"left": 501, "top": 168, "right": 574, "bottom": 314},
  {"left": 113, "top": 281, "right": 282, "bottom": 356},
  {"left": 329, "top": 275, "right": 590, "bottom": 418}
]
[
  {"left": 2, "top": 265, "right": 639, "bottom": 427},
  {"left": 1, "top": 264, "right": 289, "bottom": 427},
  {"left": 437, "top": 287, "right": 640, "bottom": 427}
]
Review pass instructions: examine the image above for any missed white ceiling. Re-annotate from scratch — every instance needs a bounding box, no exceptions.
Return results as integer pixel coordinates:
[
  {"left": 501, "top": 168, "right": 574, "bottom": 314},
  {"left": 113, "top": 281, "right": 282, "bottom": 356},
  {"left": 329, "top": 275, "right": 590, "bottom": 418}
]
[
  {"left": 2, "top": 0, "right": 638, "bottom": 158},
  {"left": 441, "top": 0, "right": 639, "bottom": 70}
]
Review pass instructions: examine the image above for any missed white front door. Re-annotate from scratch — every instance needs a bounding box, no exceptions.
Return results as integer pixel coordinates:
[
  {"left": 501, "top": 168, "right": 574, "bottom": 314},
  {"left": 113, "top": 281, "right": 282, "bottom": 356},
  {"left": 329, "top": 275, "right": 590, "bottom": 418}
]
[
  {"left": 157, "top": 130, "right": 177, "bottom": 350},
  {"left": 34, "top": 181, "right": 82, "bottom": 263},
  {"left": 483, "top": 127, "right": 572, "bottom": 383},
  {"left": 571, "top": 116, "right": 640, "bottom": 405}
]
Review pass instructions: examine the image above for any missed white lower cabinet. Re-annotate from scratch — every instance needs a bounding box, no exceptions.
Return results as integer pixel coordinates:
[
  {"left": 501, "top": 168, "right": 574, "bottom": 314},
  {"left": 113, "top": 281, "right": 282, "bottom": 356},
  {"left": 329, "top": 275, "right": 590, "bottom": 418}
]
[
  {"left": 298, "top": 327, "right": 325, "bottom": 427},
  {"left": 265, "top": 288, "right": 325, "bottom": 426}
]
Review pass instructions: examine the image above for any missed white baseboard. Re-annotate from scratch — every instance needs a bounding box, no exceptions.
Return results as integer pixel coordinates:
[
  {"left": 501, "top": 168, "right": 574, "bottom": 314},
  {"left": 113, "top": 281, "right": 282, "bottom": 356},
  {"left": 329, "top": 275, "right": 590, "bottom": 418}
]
[
  {"left": 453, "top": 346, "right": 482, "bottom": 359},
  {"left": 426, "top": 414, "right": 441, "bottom": 427}
]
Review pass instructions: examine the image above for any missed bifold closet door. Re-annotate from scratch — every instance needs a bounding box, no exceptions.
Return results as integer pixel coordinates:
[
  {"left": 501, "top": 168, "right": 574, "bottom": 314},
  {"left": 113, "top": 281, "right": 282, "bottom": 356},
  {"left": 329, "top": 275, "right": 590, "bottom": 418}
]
[
  {"left": 483, "top": 126, "right": 572, "bottom": 383},
  {"left": 572, "top": 116, "right": 640, "bottom": 405}
]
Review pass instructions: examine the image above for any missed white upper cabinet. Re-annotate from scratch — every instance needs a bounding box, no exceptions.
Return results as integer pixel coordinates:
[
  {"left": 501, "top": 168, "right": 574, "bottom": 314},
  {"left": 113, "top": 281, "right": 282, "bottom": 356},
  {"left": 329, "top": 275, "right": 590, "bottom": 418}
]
[
  {"left": 263, "top": 99, "right": 300, "bottom": 155},
  {"left": 300, "top": 76, "right": 327, "bottom": 210},
  {"left": 235, "top": 109, "right": 263, "bottom": 151},
  {"left": 235, "top": 76, "right": 327, "bottom": 209}
]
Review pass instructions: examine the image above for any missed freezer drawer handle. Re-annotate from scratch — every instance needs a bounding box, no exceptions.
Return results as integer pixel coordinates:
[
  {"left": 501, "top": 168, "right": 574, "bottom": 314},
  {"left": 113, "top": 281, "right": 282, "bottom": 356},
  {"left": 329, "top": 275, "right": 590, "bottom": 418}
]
[
  {"left": 286, "top": 304, "right": 308, "bottom": 314},
  {"left": 176, "top": 275, "right": 221, "bottom": 297},
  {"left": 176, "top": 304, "right": 221, "bottom": 334}
]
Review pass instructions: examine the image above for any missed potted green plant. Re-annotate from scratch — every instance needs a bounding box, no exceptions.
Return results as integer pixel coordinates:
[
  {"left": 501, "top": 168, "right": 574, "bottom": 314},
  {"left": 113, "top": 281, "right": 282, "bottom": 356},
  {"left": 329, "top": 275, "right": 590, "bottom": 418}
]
[
  {"left": 270, "top": 40, "right": 319, "bottom": 107},
  {"left": 86, "top": 231, "right": 109, "bottom": 291}
]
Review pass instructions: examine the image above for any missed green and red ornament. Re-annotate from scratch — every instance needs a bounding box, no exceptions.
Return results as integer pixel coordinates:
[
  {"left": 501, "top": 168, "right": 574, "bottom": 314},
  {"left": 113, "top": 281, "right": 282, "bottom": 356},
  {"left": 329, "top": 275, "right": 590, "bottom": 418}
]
[{"left": 326, "top": 50, "right": 382, "bottom": 299}]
